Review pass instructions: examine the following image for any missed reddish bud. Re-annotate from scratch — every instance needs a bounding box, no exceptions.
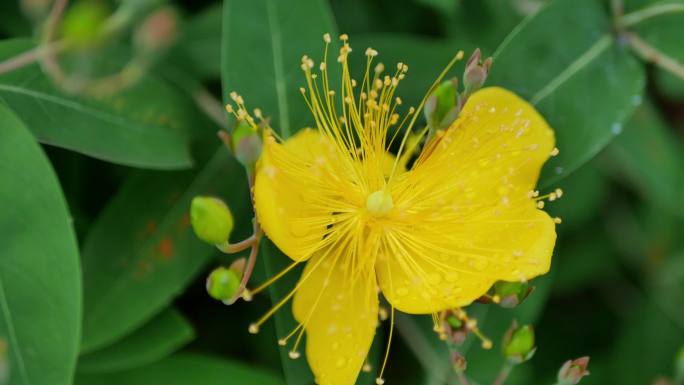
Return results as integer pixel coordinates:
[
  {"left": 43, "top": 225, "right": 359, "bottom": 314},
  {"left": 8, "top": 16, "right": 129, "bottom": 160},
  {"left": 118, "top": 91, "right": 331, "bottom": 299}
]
[
  {"left": 451, "top": 352, "right": 467, "bottom": 373},
  {"left": 557, "top": 356, "right": 590, "bottom": 385},
  {"left": 134, "top": 7, "right": 177, "bottom": 52}
]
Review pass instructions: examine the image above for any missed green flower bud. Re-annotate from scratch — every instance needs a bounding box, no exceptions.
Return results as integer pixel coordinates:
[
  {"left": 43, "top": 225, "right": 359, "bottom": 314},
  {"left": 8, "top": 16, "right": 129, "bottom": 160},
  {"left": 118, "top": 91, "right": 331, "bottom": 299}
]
[
  {"left": 675, "top": 346, "right": 684, "bottom": 382},
  {"left": 502, "top": 321, "right": 536, "bottom": 364},
  {"left": 557, "top": 356, "right": 590, "bottom": 385},
  {"left": 494, "top": 281, "right": 532, "bottom": 308},
  {"left": 231, "top": 121, "right": 262, "bottom": 167},
  {"left": 447, "top": 314, "right": 463, "bottom": 329},
  {"left": 206, "top": 266, "right": 240, "bottom": 302},
  {"left": 424, "top": 78, "right": 461, "bottom": 131},
  {"left": 190, "top": 196, "right": 234, "bottom": 244},
  {"left": 60, "top": 1, "right": 110, "bottom": 48}
]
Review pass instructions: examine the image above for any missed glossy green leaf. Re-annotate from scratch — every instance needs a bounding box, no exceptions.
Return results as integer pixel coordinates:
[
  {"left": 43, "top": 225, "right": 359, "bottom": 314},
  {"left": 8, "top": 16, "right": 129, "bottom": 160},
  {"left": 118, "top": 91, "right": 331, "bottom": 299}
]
[
  {"left": 608, "top": 102, "right": 684, "bottom": 214},
  {"left": 0, "top": 104, "right": 81, "bottom": 385},
  {"left": 172, "top": 4, "right": 223, "bottom": 79},
  {"left": 77, "top": 308, "right": 194, "bottom": 373},
  {"left": 545, "top": 161, "right": 609, "bottom": 232},
  {"left": 0, "top": 39, "right": 209, "bottom": 170},
  {"left": 490, "top": 0, "right": 645, "bottom": 186},
  {"left": 221, "top": 0, "right": 338, "bottom": 384},
  {"left": 74, "top": 353, "right": 284, "bottom": 385},
  {"left": 80, "top": 150, "right": 251, "bottom": 353}
]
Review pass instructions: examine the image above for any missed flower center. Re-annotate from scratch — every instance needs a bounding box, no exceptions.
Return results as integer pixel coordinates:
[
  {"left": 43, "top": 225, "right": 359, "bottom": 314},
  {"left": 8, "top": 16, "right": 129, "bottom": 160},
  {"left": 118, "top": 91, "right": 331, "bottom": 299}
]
[{"left": 366, "top": 189, "right": 394, "bottom": 217}]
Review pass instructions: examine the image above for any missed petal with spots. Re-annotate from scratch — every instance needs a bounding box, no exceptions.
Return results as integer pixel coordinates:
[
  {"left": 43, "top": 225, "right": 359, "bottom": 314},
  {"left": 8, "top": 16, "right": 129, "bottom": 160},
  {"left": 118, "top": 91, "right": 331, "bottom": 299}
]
[
  {"left": 377, "top": 87, "right": 557, "bottom": 314},
  {"left": 293, "top": 252, "right": 378, "bottom": 385}
]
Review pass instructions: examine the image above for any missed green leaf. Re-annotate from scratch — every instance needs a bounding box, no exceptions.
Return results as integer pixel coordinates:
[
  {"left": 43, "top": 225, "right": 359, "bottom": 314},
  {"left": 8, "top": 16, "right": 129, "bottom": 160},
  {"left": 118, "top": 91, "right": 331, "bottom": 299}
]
[
  {"left": 77, "top": 308, "right": 194, "bottom": 373},
  {"left": 0, "top": 104, "right": 81, "bottom": 385},
  {"left": 172, "top": 4, "right": 223, "bottom": 80},
  {"left": 80, "top": 150, "right": 251, "bottom": 353},
  {"left": 490, "top": 0, "right": 645, "bottom": 186},
  {"left": 222, "top": 0, "right": 338, "bottom": 139},
  {"left": 221, "top": 0, "right": 338, "bottom": 384},
  {"left": 545, "top": 161, "right": 609, "bottom": 232},
  {"left": 0, "top": 38, "right": 210, "bottom": 170},
  {"left": 608, "top": 101, "right": 684, "bottom": 214},
  {"left": 74, "top": 353, "right": 284, "bottom": 385}
]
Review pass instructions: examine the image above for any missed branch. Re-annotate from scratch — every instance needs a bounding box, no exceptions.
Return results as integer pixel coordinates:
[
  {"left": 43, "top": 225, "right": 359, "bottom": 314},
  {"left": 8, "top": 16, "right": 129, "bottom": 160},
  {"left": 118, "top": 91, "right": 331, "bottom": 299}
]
[{"left": 624, "top": 31, "right": 684, "bottom": 82}]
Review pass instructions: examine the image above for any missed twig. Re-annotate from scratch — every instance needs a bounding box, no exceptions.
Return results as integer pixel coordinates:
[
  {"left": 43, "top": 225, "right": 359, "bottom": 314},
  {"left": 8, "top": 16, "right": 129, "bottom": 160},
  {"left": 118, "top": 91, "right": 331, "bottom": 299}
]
[
  {"left": 216, "top": 234, "right": 257, "bottom": 254},
  {"left": 193, "top": 87, "right": 230, "bottom": 129},
  {"left": 456, "top": 372, "right": 471, "bottom": 385},
  {"left": 610, "top": 0, "right": 624, "bottom": 19},
  {"left": 624, "top": 31, "right": 684, "bottom": 81},
  {"left": 0, "top": 41, "right": 67, "bottom": 75},
  {"left": 491, "top": 363, "right": 513, "bottom": 385},
  {"left": 617, "top": 2, "right": 684, "bottom": 28}
]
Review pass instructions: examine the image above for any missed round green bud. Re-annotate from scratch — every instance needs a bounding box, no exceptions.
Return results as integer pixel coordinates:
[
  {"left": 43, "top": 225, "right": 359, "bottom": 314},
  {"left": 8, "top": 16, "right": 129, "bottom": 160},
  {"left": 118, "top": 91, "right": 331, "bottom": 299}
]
[
  {"left": 190, "top": 196, "right": 234, "bottom": 245},
  {"left": 675, "top": 345, "right": 684, "bottom": 381},
  {"left": 60, "top": 1, "right": 110, "bottom": 48},
  {"left": 503, "top": 323, "right": 535, "bottom": 364},
  {"left": 231, "top": 122, "right": 262, "bottom": 167},
  {"left": 494, "top": 281, "right": 531, "bottom": 308},
  {"left": 206, "top": 266, "right": 240, "bottom": 302},
  {"left": 424, "top": 78, "right": 460, "bottom": 130}
]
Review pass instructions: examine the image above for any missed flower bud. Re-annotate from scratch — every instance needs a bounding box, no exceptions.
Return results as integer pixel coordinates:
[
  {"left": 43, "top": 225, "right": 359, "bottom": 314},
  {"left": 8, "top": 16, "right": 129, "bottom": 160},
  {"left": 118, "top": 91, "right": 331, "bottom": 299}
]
[
  {"left": 451, "top": 351, "right": 467, "bottom": 373},
  {"left": 60, "top": 1, "right": 110, "bottom": 48},
  {"left": 424, "top": 78, "right": 461, "bottom": 131},
  {"left": 675, "top": 346, "right": 684, "bottom": 382},
  {"left": 134, "top": 7, "right": 177, "bottom": 53},
  {"left": 557, "top": 356, "right": 590, "bottom": 385},
  {"left": 206, "top": 266, "right": 240, "bottom": 303},
  {"left": 231, "top": 121, "right": 262, "bottom": 167},
  {"left": 502, "top": 321, "right": 536, "bottom": 364},
  {"left": 190, "top": 196, "right": 234, "bottom": 245},
  {"left": 493, "top": 281, "right": 532, "bottom": 308},
  {"left": 463, "top": 48, "right": 492, "bottom": 96}
]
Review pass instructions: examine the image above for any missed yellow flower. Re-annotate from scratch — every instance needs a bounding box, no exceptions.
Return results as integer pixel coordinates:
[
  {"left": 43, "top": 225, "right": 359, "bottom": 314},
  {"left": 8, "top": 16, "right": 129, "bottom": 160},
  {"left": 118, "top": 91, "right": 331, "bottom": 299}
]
[{"left": 244, "top": 34, "right": 557, "bottom": 385}]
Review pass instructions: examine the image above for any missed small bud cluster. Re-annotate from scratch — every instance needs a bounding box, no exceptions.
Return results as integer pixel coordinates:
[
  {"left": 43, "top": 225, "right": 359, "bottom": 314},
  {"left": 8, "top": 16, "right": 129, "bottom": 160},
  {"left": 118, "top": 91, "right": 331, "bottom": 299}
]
[
  {"left": 423, "top": 48, "right": 493, "bottom": 134},
  {"left": 224, "top": 91, "right": 266, "bottom": 168}
]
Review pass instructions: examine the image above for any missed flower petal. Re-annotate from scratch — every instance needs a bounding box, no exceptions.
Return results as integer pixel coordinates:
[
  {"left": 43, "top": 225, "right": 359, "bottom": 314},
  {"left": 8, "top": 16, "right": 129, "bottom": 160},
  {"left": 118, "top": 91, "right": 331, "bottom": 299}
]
[
  {"left": 254, "top": 128, "right": 340, "bottom": 261},
  {"left": 377, "top": 87, "right": 557, "bottom": 314},
  {"left": 293, "top": 253, "right": 378, "bottom": 385}
]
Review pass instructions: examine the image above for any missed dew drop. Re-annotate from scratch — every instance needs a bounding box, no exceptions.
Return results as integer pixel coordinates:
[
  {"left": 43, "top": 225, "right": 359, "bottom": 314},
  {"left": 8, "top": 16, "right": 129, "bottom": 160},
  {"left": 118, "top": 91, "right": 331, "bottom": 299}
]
[
  {"left": 444, "top": 271, "right": 459, "bottom": 282},
  {"left": 336, "top": 357, "right": 347, "bottom": 368},
  {"left": 611, "top": 122, "right": 623, "bottom": 135},
  {"left": 555, "top": 166, "right": 563, "bottom": 175}
]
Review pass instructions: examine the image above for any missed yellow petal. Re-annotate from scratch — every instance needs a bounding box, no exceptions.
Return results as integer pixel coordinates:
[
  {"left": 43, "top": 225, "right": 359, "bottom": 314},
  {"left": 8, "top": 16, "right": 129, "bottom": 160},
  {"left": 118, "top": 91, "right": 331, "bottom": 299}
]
[
  {"left": 293, "top": 253, "right": 378, "bottom": 385},
  {"left": 377, "top": 87, "right": 557, "bottom": 314},
  {"left": 254, "top": 128, "right": 340, "bottom": 261}
]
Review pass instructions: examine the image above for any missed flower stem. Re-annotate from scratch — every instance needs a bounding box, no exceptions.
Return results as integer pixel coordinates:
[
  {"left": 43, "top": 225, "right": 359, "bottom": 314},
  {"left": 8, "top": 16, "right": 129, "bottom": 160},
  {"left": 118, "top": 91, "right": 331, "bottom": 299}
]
[
  {"left": 624, "top": 31, "right": 684, "bottom": 81},
  {"left": 216, "top": 235, "right": 257, "bottom": 254},
  {"left": 491, "top": 363, "right": 514, "bottom": 385},
  {"left": 456, "top": 372, "right": 471, "bottom": 385},
  {"left": 617, "top": 2, "right": 684, "bottom": 28}
]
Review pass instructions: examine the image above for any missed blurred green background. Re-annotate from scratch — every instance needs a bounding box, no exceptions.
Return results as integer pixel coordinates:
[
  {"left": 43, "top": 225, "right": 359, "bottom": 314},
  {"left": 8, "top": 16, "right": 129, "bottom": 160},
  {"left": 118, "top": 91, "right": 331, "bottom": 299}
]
[{"left": 1, "top": 0, "right": 684, "bottom": 384}]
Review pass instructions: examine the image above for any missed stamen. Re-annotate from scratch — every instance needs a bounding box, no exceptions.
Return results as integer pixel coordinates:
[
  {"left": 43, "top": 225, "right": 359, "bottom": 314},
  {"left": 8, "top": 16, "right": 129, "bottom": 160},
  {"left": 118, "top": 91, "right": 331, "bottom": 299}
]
[
  {"left": 376, "top": 307, "right": 395, "bottom": 385},
  {"left": 250, "top": 260, "right": 301, "bottom": 296}
]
